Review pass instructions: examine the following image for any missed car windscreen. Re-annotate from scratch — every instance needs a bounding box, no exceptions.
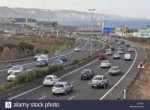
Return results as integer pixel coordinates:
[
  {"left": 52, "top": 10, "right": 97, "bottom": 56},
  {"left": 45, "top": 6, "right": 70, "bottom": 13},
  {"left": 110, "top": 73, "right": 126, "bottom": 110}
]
[
  {"left": 93, "top": 77, "right": 102, "bottom": 80},
  {"left": 11, "top": 66, "right": 21, "bottom": 70},
  {"left": 46, "top": 77, "right": 52, "bottom": 80},
  {"left": 54, "top": 84, "right": 64, "bottom": 87}
]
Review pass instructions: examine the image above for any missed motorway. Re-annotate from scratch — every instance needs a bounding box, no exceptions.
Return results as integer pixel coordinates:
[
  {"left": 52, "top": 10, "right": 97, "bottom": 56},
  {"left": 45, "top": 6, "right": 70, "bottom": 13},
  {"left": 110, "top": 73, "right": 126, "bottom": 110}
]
[
  {"left": 0, "top": 37, "right": 147, "bottom": 100},
  {"left": 0, "top": 38, "right": 104, "bottom": 85}
]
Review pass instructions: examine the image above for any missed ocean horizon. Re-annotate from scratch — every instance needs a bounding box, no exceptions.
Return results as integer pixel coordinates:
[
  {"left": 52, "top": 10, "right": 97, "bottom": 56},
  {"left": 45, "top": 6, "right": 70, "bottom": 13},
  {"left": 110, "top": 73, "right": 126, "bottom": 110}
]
[{"left": 57, "top": 19, "right": 150, "bottom": 29}]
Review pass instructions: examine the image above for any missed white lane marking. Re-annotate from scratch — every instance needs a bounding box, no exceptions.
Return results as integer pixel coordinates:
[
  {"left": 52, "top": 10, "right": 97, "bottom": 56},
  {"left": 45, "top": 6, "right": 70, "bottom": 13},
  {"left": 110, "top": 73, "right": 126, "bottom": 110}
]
[
  {"left": 70, "top": 81, "right": 74, "bottom": 84},
  {"left": 8, "top": 85, "right": 43, "bottom": 100},
  {"left": 0, "top": 68, "right": 8, "bottom": 72},
  {"left": 8, "top": 59, "right": 99, "bottom": 100},
  {"left": 100, "top": 48, "right": 137, "bottom": 100},
  {"left": 68, "top": 96, "right": 75, "bottom": 100},
  {"left": 38, "top": 96, "right": 46, "bottom": 100}
]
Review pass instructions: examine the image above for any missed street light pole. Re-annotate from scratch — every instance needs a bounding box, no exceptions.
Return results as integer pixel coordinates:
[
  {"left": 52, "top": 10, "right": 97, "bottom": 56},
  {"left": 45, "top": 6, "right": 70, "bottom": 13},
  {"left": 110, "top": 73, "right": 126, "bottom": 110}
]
[{"left": 89, "top": 9, "right": 95, "bottom": 57}]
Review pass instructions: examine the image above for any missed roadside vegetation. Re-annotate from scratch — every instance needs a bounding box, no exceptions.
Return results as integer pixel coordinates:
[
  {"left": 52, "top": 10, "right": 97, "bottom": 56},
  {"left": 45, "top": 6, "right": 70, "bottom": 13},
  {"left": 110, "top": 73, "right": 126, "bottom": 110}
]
[
  {"left": 0, "top": 36, "right": 75, "bottom": 61},
  {"left": 0, "top": 65, "right": 63, "bottom": 92}
]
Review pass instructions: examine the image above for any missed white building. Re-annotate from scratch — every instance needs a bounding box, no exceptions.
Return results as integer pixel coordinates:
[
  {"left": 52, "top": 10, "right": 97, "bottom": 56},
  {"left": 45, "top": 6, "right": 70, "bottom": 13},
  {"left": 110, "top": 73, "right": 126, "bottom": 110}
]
[{"left": 133, "top": 28, "right": 150, "bottom": 38}]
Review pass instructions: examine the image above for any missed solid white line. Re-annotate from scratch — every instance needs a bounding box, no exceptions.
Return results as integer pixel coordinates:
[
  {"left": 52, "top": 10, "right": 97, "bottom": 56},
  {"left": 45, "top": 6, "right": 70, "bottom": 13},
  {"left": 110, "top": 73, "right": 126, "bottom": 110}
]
[
  {"left": 38, "top": 96, "right": 46, "bottom": 100},
  {"left": 0, "top": 68, "right": 9, "bottom": 72},
  {"left": 100, "top": 48, "right": 138, "bottom": 100},
  {"left": 68, "top": 96, "right": 75, "bottom": 100},
  {"left": 8, "top": 85, "right": 43, "bottom": 100}
]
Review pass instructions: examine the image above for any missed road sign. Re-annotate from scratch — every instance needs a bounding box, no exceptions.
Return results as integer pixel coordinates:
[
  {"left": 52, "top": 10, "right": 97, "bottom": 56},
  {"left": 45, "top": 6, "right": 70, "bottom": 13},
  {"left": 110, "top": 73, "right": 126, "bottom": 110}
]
[{"left": 137, "top": 62, "right": 145, "bottom": 69}]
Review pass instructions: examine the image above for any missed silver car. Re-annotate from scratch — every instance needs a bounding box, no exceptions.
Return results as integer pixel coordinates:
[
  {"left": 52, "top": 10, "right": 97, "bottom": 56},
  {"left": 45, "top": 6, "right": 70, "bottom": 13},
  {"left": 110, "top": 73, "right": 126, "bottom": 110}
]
[
  {"left": 7, "top": 65, "right": 24, "bottom": 75},
  {"left": 52, "top": 82, "right": 73, "bottom": 95},
  {"left": 128, "top": 47, "right": 135, "bottom": 52},
  {"left": 113, "top": 53, "right": 120, "bottom": 59},
  {"left": 100, "top": 60, "right": 111, "bottom": 68},
  {"left": 43, "top": 75, "right": 60, "bottom": 86},
  {"left": 109, "top": 66, "right": 121, "bottom": 75},
  {"left": 91, "top": 75, "right": 109, "bottom": 88}
]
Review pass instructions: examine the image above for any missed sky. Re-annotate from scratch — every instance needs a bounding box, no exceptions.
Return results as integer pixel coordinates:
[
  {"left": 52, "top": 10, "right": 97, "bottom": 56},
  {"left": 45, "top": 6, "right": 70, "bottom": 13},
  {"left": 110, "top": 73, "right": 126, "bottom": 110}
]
[{"left": 0, "top": 0, "right": 150, "bottom": 19}]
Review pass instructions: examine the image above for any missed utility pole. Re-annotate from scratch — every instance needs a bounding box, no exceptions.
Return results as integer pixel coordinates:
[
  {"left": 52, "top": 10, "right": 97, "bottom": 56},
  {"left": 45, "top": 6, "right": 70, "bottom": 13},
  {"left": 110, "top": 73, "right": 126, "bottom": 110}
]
[{"left": 89, "top": 9, "right": 95, "bottom": 57}]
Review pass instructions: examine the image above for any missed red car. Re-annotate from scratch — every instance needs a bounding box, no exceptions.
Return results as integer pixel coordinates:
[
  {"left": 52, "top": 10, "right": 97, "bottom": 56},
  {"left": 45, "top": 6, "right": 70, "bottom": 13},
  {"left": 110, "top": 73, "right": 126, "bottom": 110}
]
[{"left": 98, "top": 52, "right": 106, "bottom": 60}]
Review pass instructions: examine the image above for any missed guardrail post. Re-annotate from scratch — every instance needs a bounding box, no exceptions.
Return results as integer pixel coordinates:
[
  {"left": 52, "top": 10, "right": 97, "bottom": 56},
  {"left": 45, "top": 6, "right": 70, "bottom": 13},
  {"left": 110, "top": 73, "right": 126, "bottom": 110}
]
[{"left": 123, "top": 88, "right": 127, "bottom": 99}]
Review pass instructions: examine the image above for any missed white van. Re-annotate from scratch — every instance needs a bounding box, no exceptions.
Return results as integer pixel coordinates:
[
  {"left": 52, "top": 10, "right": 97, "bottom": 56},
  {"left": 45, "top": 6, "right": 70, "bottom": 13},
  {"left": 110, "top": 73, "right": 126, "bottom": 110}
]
[{"left": 124, "top": 54, "right": 131, "bottom": 61}]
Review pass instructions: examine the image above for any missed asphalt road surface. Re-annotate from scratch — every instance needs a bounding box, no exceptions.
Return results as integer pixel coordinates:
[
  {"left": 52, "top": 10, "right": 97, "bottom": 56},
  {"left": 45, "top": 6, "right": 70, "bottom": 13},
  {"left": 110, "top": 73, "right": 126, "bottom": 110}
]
[{"left": 0, "top": 37, "right": 146, "bottom": 100}]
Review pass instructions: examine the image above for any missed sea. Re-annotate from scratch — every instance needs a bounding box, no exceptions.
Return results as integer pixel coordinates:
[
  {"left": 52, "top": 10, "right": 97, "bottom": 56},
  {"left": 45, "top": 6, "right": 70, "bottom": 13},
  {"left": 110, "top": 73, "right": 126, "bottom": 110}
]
[{"left": 57, "top": 19, "right": 150, "bottom": 29}]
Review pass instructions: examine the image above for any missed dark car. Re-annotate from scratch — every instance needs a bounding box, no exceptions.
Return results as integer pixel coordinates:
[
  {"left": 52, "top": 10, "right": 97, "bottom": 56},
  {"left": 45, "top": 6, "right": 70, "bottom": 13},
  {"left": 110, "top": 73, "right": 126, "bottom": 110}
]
[
  {"left": 36, "top": 60, "right": 48, "bottom": 67},
  {"left": 81, "top": 69, "right": 95, "bottom": 80},
  {"left": 98, "top": 52, "right": 106, "bottom": 60},
  {"left": 58, "top": 55, "right": 67, "bottom": 62},
  {"left": 126, "top": 44, "right": 130, "bottom": 47},
  {"left": 121, "top": 41, "right": 125, "bottom": 44},
  {"left": 110, "top": 47, "right": 115, "bottom": 51}
]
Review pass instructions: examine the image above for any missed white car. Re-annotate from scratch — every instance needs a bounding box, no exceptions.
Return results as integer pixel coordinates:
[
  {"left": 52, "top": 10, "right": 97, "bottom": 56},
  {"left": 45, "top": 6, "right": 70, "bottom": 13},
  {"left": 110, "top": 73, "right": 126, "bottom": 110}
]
[
  {"left": 117, "top": 42, "right": 120, "bottom": 45},
  {"left": 52, "top": 82, "right": 73, "bottom": 95},
  {"left": 74, "top": 47, "right": 80, "bottom": 52},
  {"left": 43, "top": 75, "right": 60, "bottom": 86},
  {"left": 37, "top": 55, "right": 48, "bottom": 63},
  {"left": 7, "top": 66, "right": 24, "bottom": 75},
  {"left": 100, "top": 60, "right": 111, "bottom": 68},
  {"left": 105, "top": 49, "right": 112, "bottom": 55},
  {"left": 124, "top": 54, "right": 131, "bottom": 60},
  {"left": 91, "top": 75, "right": 109, "bottom": 88},
  {"left": 7, "top": 72, "right": 22, "bottom": 82},
  {"left": 113, "top": 53, "right": 120, "bottom": 59},
  {"left": 128, "top": 47, "right": 135, "bottom": 52},
  {"left": 117, "top": 49, "right": 123, "bottom": 54}
]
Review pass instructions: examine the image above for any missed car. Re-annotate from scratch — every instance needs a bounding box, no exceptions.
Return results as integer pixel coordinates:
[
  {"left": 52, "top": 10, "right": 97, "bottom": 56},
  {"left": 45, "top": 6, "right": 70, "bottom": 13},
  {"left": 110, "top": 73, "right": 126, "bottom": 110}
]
[
  {"left": 105, "top": 49, "right": 112, "bottom": 55},
  {"left": 128, "top": 47, "right": 135, "bottom": 52},
  {"left": 7, "top": 65, "right": 24, "bottom": 75},
  {"left": 98, "top": 52, "right": 106, "bottom": 60},
  {"left": 7, "top": 72, "right": 23, "bottom": 82},
  {"left": 91, "top": 75, "right": 109, "bottom": 88},
  {"left": 117, "top": 48, "right": 124, "bottom": 54},
  {"left": 109, "top": 66, "right": 121, "bottom": 75},
  {"left": 37, "top": 55, "right": 48, "bottom": 63},
  {"left": 52, "top": 59, "right": 64, "bottom": 65},
  {"left": 81, "top": 69, "right": 95, "bottom": 80},
  {"left": 117, "top": 42, "right": 120, "bottom": 45},
  {"left": 100, "top": 60, "right": 111, "bottom": 68},
  {"left": 115, "top": 39, "right": 118, "bottom": 42},
  {"left": 74, "top": 47, "right": 80, "bottom": 52},
  {"left": 58, "top": 55, "right": 67, "bottom": 62},
  {"left": 43, "top": 75, "right": 60, "bottom": 86},
  {"left": 121, "top": 41, "right": 125, "bottom": 44},
  {"left": 126, "top": 44, "right": 130, "bottom": 47},
  {"left": 113, "top": 53, "right": 120, "bottom": 59},
  {"left": 110, "top": 47, "right": 115, "bottom": 51},
  {"left": 52, "top": 82, "right": 73, "bottom": 95},
  {"left": 36, "top": 60, "right": 48, "bottom": 67},
  {"left": 124, "top": 54, "right": 131, "bottom": 61}
]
